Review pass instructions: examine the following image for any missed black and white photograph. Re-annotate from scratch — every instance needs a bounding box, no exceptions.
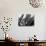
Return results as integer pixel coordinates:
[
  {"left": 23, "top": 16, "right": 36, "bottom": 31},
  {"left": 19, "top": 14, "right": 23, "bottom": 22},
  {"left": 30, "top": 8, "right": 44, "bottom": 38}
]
[{"left": 18, "top": 14, "right": 34, "bottom": 26}]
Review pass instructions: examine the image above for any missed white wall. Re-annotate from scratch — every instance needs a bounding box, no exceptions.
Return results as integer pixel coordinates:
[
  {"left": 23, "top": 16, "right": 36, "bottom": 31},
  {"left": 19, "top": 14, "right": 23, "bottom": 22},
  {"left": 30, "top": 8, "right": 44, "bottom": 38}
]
[
  {"left": 0, "top": 0, "right": 46, "bottom": 40},
  {"left": 44, "top": 15, "right": 46, "bottom": 40}
]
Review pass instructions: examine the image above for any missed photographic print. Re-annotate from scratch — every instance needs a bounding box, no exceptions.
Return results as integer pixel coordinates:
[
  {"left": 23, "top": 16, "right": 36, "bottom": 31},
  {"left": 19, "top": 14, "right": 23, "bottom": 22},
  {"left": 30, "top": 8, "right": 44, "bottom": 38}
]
[{"left": 18, "top": 14, "right": 34, "bottom": 26}]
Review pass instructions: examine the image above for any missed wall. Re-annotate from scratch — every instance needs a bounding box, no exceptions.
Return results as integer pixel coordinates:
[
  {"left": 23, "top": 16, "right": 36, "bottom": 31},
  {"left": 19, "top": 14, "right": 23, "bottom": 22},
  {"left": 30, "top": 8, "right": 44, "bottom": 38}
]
[
  {"left": 0, "top": 0, "right": 46, "bottom": 40},
  {"left": 44, "top": 15, "right": 46, "bottom": 40}
]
